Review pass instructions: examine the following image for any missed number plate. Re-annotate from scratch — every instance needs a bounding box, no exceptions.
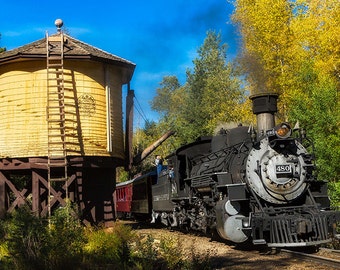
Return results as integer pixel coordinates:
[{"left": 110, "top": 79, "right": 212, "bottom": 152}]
[{"left": 275, "top": 165, "right": 292, "bottom": 174}]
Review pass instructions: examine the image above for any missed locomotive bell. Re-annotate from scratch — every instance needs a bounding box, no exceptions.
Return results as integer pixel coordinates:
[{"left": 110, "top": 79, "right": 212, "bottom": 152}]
[{"left": 250, "top": 93, "right": 278, "bottom": 139}]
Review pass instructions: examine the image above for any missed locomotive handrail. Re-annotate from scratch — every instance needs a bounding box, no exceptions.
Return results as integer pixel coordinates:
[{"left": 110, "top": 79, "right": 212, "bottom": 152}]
[
  {"left": 191, "top": 146, "right": 230, "bottom": 164},
  {"left": 190, "top": 144, "right": 242, "bottom": 176}
]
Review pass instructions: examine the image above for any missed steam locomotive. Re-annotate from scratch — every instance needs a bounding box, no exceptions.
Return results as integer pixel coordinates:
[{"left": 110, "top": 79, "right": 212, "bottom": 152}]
[{"left": 116, "top": 93, "right": 340, "bottom": 247}]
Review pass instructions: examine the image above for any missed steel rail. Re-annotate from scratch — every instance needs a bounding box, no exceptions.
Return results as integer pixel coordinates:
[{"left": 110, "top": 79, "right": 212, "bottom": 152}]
[{"left": 281, "top": 248, "right": 340, "bottom": 269}]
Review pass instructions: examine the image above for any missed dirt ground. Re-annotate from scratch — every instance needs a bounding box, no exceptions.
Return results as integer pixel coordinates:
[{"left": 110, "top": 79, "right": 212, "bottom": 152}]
[{"left": 132, "top": 223, "right": 340, "bottom": 270}]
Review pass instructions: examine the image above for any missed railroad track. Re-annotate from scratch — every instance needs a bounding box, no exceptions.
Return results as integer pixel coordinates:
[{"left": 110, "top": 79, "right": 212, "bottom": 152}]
[{"left": 281, "top": 248, "right": 340, "bottom": 269}]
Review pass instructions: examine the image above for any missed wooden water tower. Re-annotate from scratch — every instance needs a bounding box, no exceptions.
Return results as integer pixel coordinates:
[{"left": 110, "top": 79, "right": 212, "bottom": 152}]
[{"left": 0, "top": 20, "right": 135, "bottom": 224}]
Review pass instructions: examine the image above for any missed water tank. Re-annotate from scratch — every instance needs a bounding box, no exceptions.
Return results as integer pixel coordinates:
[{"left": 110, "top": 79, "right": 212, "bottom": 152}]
[{"left": 0, "top": 33, "right": 135, "bottom": 160}]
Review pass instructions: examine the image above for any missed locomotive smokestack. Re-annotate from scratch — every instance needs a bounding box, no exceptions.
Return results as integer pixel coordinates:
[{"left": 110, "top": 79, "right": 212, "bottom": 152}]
[{"left": 250, "top": 93, "right": 278, "bottom": 138}]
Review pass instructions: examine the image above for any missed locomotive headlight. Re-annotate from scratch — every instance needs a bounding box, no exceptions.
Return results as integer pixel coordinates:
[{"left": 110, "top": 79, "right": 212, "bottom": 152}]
[{"left": 275, "top": 123, "right": 292, "bottom": 139}]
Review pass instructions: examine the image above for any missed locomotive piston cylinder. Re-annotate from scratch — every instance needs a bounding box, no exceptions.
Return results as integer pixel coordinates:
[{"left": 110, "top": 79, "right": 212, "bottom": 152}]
[{"left": 216, "top": 199, "right": 249, "bottom": 243}]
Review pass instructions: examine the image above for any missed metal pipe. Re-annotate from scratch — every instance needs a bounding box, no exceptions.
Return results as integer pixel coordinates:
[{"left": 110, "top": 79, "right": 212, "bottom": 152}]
[
  {"left": 125, "top": 88, "right": 134, "bottom": 170},
  {"left": 133, "top": 130, "right": 175, "bottom": 164}
]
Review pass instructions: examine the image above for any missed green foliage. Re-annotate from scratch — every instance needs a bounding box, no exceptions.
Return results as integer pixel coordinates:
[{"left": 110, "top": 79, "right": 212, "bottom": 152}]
[
  {"left": 84, "top": 222, "right": 135, "bottom": 269},
  {"left": 5, "top": 206, "right": 48, "bottom": 270},
  {"left": 232, "top": 0, "right": 340, "bottom": 119},
  {"left": 151, "top": 76, "right": 181, "bottom": 117},
  {"left": 0, "top": 203, "right": 86, "bottom": 270},
  {"left": 117, "top": 167, "right": 130, "bottom": 183},
  {"left": 158, "top": 236, "right": 185, "bottom": 270},
  {"left": 47, "top": 203, "right": 86, "bottom": 269},
  {"left": 288, "top": 65, "right": 339, "bottom": 207},
  {"left": 156, "top": 236, "right": 213, "bottom": 270},
  {"left": 183, "top": 31, "right": 245, "bottom": 141},
  {"left": 328, "top": 182, "right": 340, "bottom": 210},
  {"left": 133, "top": 234, "right": 158, "bottom": 270},
  {"left": 149, "top": 31, "right": 246, "bottom": 148},
  {"left": 232, "top": 0, "right": 294, "bottom": 96},
  {"left": 0, "top": 206, "right": 214, "bottom": 269}
]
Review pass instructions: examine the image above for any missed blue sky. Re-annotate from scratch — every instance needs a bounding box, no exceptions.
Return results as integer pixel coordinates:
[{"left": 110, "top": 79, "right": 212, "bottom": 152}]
[{"left": 1, "top": 0, "right": 239, "bottom": 128}]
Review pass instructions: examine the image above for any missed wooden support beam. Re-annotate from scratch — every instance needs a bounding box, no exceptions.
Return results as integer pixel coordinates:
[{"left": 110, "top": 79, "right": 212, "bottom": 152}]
[
  {"left": 0, "top": 172, "right": 28, "bottom": 212},
  {"left": 0, "top": 157, "right": 119, "bottom": 224},
  {"left": 0, "top": 158, "right": 31, "bottom": 170},
  {"left": 0, "top": 173, "right": 6, "bottom": 217},
  {"left": 32, "top": 171, "right": 41, "bottom": 215},
  {"left": 8, "top": 189, "right": 27, "bottom": 212},
  {"left": 39, "top": 174, "right": 76, "bottom": 216}
]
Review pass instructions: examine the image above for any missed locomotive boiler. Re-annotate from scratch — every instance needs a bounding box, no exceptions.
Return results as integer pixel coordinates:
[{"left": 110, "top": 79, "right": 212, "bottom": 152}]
[{"left": 118, "top": 93, "right": 340, "bottom": 247}]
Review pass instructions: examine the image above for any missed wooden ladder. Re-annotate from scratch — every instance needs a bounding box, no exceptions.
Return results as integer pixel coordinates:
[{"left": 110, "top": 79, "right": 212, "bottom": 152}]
[{"left": 46, "top": 32, "right": 68, "bottom": 217}]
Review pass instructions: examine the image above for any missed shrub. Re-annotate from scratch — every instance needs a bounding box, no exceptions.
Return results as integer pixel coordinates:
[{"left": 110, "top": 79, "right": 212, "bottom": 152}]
[
  {"left": 0, "top": 219, "right": 12, "bottom": 270},
  {"left": 185, "top": 243, "right": 212, "bottom": 270},
  {"left": 0, "top": 205, "right": 215, "bottom": 269},
  {"left": 84, "top": 222, "right": 135, "bottom": 269},
  {"left": 5, "top": 206, "right": 48, "bottom": 270},
  {"left": 1, "top": 203, "right": 86, "bottom": 270},
  {"left": 133, "top": 234, "right": 159, "bottom": 270},
  {"left": 46, "top": 203, "right": 86, "bottom": 269},
  {"left": 158, "top": 236, "right": 185, "bottom": 270}
]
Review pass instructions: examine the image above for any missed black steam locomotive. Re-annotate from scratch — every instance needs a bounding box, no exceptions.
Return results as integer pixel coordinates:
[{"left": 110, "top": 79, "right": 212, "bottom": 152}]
[{"left": 117, "top": 93, "right": 339, "bottom": 247}]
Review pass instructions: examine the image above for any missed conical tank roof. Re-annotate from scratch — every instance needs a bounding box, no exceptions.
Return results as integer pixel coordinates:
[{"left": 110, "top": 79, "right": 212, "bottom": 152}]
[{"left": 0, "top": 33, "right": 136, "bottom": 83}]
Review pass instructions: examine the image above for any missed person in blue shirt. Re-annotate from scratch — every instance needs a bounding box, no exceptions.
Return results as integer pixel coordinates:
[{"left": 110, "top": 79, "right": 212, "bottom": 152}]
[{"left": 155, "top": 155, "right": 163, "bottom": 176}]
